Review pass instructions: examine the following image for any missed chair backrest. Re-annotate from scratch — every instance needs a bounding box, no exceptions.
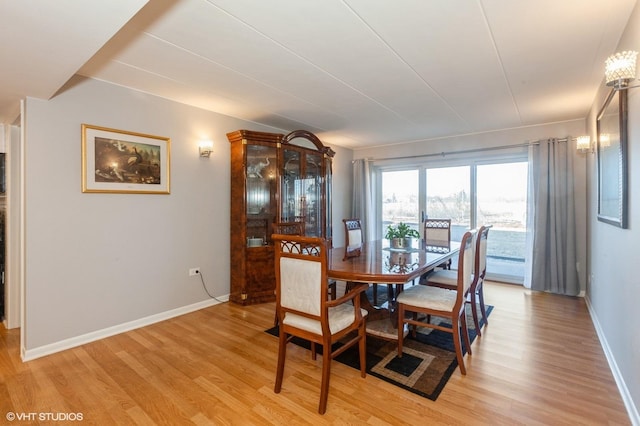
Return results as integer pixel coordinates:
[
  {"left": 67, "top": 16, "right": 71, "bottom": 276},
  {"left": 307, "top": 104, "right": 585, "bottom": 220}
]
[
  {"left": 343, "top": 218, "right": 363, "bottom": 247},
  {"left": 273, "top": 234, "right": 328, "bottom": 318},
  {"left": 272, "top": 221, "right": 304, "bottom": 236},
  {"left": 456, "top": 230, "right": 476, "bottom": 296},
  {"left": 424, "top": 218, "right": 451, "bottom": 248},
  {"left": 342, "top": 219, "right": 363, "bottom": 259}
]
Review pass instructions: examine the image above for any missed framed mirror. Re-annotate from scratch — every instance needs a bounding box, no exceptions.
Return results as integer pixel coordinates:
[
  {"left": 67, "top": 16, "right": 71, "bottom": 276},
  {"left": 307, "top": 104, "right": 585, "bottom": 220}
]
[{"left": 596, "top": 89, "right": 628, "bottom": 228}]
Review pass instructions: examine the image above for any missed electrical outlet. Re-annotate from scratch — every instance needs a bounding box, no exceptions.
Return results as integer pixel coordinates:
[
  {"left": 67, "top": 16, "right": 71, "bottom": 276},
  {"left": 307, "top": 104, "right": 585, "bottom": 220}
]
[{"left": 189, "top": 268, "right": 200, "bottom": 276}]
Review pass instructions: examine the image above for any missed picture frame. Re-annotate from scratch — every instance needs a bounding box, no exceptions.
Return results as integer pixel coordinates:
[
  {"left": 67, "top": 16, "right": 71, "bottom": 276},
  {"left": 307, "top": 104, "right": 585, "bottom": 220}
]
[
  {"left": 82, "top": 124, "right": 170, "bottom": 194},
  {"left": 596, "top": 89, "right": 628, "bottom": 228}
]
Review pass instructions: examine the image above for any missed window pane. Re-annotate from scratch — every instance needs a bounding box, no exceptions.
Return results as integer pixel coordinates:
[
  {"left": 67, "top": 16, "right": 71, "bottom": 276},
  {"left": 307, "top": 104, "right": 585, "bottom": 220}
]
[
  {"left": 477, "top": 162, "right": 528, "bottom": 279},
  {"left": 426, "top": 166, "right": 470, "bottom": 242},
  {"left": 382, "top": 170, "right": 419, "bottom": 235}
]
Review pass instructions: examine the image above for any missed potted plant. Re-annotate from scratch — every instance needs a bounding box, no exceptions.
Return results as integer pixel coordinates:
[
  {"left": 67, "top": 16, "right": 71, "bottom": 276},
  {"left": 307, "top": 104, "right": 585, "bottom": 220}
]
[{"left": 385, "top": 222, "right": 420, "bottom": 249}]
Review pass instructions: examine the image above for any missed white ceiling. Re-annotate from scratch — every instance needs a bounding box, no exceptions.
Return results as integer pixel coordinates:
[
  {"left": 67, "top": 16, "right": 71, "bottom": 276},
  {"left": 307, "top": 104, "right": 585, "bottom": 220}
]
[{"left": 1, "top": 0, "right": 637, "bottom": 149}]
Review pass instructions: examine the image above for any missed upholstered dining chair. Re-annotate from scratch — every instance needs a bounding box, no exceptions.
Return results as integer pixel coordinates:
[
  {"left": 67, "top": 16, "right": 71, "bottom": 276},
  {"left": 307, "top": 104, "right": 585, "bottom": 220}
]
[
  {"left": 342, "top": 218, "right": 380, "bottom": 305},
  {"left": 343, "top": 218, "right": 363, "bottom": 257},
  {"left": 396, "top": 230, "right": 475, "bottom": 375},
  {"left": 272, "top": 234, "right": 368, "bottom": 414},
  {"left": 272, "top": 221, "right": 304, "bottom": 237},
  {"left": 272, "top": 221, "right": 336, "bottom": 301},
  {"left": 426, "top": 225, "right": 491, "bottom": 336},
  {"left": 423, "top": 218, "right": 453, "bottom": 270}
]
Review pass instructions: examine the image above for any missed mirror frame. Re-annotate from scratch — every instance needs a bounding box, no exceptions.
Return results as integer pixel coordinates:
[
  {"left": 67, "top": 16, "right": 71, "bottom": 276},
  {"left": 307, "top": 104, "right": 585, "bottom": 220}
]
[{"left": 596, "top": 88, "right": 628, "bottom": 228}]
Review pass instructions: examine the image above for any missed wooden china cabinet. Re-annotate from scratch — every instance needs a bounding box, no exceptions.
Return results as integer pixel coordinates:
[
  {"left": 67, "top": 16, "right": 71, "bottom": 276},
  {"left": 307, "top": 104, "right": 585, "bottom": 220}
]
[{"left": 227, "top": 129, "right": 335, "bottom": 305}]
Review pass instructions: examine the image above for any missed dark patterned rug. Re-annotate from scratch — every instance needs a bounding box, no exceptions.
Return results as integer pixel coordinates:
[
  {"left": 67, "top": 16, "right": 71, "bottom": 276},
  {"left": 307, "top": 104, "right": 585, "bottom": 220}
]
[{"left": 266, "top": 301, "right": 492, "bottom": 401}]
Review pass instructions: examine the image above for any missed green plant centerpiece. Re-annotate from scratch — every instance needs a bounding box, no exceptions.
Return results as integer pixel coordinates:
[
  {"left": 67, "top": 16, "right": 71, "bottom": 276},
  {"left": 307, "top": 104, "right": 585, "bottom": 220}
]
[{"left": 385, "top": 222, "right": 420, "bottom": 250}]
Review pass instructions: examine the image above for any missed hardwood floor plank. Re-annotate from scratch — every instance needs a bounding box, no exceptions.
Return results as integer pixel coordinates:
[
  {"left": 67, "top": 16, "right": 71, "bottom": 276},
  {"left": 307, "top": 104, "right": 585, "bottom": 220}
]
[{"left": 0, "top": 282, "right": 631, "bottom": 424}]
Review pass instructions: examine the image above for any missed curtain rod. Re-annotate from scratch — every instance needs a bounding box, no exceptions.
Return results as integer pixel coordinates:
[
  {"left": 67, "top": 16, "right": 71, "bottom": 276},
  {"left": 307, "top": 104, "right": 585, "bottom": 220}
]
[{"left": 361, "top": 137, "right": 569, "bottom": 162}]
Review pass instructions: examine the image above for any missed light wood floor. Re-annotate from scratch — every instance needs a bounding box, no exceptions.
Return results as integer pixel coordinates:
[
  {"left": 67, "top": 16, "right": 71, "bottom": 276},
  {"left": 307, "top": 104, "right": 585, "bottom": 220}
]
[{"left": 0, "top": 282, "right": 631, "bottom": 425}]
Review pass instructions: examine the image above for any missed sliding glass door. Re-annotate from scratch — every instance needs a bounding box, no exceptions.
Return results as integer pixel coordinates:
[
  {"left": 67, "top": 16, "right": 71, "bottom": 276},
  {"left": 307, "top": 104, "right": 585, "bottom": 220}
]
[
  {"left": 378, "top": 157, "right": 528, "bottom": 283},
  {"left": 381, "top": 169, "right": 419, "bottom": 236},
  {"left": 426, "top": 166, "right": 470, "bottom": 242},
  {"left": 477, "top": 162, "right": 528, "bottom": 281}
]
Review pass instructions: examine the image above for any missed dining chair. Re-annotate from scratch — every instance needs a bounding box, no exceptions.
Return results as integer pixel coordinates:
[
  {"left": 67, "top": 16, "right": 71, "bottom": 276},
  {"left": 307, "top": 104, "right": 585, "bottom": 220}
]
[
  {"left": 343, "top": 218, "right": 363, "bottom": 257},
  {"left": 342, "top": 218, "right": 379, "bottom": 304},
  {"left": 272, "top": 221, "right": 304, "bottom": 237},
  {"left": 271, "top": 222, "right": 337, "bottom": 327},
  {"left": 425, "top": 225, "right": 491, "bottom": 336},
  {"left": 423, "top": 218, "right": 453, "bottom": 269},
  {"left": 396, "top": 230, "right": 475, "bottom": 375},
  {"left": 272, "top": 234, "right": 368, "bottom": 414},
  {"left": 272, "top": 221, "right": 336, "bottom": 300}
]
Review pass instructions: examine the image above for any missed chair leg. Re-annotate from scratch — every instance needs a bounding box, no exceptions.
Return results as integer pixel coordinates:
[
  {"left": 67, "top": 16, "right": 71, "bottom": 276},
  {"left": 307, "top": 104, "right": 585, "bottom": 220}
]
[
  {"left": 397, "top": 304, "right": 405, "bottom": 357},
  {"left": 461, "top": 309, "right": 472, "bottom": 356},
  {"left": 478, "top": 283, "right": 488, "bottom": 326},
  {"left": 372, "top": 284, "right": 378, "bottom": 305},
  {"left": 274, "top": 330, "right": 288, "bottom": 393},
  {"left": 344, "top": 281, "right": 353, "bottom": 295},
  {"left": 318, "top": 339, "right": 332, "bottom": 414},
  {"left": 470, "top": 296, "right": 481, "bottom": 337},
  {"left": 411, "top": 312, "right": 418, "bottom": 338},
  {"left": 451, "top": 316, "right": 466, "bottom": 375},
  {"left": 311, "top": 342, "right": 317, "bottom": 360},
  {"left": 358, "top": 324, "right": 367, "bottom": 378},
  {"left": 328, "top": 280, "right": 337, "bottom": 300}
]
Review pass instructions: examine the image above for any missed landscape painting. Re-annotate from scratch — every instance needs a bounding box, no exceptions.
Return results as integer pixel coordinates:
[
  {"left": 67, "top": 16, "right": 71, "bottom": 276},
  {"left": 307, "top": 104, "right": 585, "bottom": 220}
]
[{"left": 82, "top": 124, "right": 170, "bottom": 194}]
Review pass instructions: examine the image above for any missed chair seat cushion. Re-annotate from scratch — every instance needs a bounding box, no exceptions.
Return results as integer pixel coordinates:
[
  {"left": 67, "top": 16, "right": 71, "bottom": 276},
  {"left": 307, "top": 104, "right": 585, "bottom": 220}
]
[
  {"left": 397, "top": 284, "right": 457, "bottom": 311},
  {"left": 427, "top": 270, "right": 475, "bottom": 287},
  {"left": 283, "top": 306, "right": 368, "bottom": 335}
]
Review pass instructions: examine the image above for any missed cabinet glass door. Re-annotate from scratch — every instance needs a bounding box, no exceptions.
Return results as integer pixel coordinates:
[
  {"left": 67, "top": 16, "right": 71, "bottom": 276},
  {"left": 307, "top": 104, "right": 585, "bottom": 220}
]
[
  {"left": 304, "top": 151, "right": 323, "bottom": 237},
  {"left": 280, "top": 148, "right": 302, "bottom": 224},
  {"left": 246, "top": 144, "right": 277, "bottom": 244}
]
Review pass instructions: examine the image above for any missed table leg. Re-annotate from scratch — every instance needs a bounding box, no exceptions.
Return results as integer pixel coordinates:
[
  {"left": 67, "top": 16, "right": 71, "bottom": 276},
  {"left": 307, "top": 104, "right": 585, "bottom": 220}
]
[{"left": 361, "top": 283, "right": 408, "bottom": 340}]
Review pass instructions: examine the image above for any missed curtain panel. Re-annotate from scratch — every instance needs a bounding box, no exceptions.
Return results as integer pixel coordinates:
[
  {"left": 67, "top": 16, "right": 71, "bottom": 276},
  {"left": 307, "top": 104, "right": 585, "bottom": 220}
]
[
  {"left": 352, "top": 159, "right": 375, "bottom": 242},
  {"left": 525, "top": 138, "right": 579, "bottom": 296}
]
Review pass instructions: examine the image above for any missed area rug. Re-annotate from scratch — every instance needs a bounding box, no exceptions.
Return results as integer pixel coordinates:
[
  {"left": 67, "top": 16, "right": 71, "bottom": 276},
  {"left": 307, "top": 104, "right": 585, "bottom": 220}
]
[{"left": 266, "top": 301, "right": 492, "bottom": 401}]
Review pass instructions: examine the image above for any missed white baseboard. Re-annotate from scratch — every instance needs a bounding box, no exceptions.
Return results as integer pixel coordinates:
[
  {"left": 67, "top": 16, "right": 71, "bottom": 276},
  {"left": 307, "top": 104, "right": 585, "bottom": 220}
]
[
  {"left": 585, "top": 295, "right": 639, "bottom": 426},
  {"left": 21, "top": 296, "right": 228, "bottom": 362}
]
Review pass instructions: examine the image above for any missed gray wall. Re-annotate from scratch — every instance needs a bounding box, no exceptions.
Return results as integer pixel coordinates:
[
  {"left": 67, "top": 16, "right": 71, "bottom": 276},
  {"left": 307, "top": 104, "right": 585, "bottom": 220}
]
[
  {"left": 21, "top": 76, "right": 351, "bottom": 355},
  {"left": 586, "top": 1, "right": 640, "bottom": 420}
]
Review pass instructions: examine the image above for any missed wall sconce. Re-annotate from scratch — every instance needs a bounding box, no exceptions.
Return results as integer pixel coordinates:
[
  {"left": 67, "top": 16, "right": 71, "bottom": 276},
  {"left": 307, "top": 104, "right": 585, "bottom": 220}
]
[
  {"left": 605, "top": 50, "right": 638, "bottom": 90},
  {"left": 576, "top": 135, "right": 592, "bottom": 154},
  {"left": 199, "top": 140, "right": 213, "bottom": 157}
]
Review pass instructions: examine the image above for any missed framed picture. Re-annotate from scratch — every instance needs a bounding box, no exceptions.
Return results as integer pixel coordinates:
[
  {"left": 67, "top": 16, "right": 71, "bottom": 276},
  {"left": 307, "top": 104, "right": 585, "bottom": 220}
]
[
  {"left": 82, "top": 124, "right": 170, "bottom": 194},
  {"left": 596, "top": 89, "right": 628, "bottom": 228}
]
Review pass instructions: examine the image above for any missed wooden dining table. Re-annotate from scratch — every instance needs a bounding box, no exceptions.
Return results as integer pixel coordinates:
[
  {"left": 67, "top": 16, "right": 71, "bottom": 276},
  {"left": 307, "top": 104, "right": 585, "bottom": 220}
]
[{"left": 328, "top": 239, "right": 460, "bottom": 339}]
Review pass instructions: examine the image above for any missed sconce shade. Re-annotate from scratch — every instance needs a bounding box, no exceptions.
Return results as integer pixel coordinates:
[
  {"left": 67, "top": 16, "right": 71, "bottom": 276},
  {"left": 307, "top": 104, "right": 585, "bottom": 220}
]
[
  {"left": 605, "top": 51, "right": 638, "bottom": 89},
  {"left": 576, "top": 135, "right": 591, "bottom": 153},
  {"left": 199, "top": 140, "right": 213, "bottom": 157}
]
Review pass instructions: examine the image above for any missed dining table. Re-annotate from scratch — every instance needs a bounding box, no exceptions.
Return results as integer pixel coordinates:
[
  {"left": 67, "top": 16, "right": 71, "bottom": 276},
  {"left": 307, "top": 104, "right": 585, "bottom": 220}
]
[{"left": 328, "top": 238, "right": 460, "bottom": 339}]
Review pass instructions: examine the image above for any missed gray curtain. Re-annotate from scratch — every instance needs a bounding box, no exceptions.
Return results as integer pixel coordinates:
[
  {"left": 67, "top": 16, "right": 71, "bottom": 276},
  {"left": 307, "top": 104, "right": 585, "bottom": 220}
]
[
  {"left": 352, "top": 159, "right": 374, "bottom": 242},
  {"left": 524, "top": 138, "right": 579, "bottom": 296}
]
